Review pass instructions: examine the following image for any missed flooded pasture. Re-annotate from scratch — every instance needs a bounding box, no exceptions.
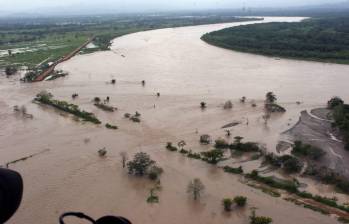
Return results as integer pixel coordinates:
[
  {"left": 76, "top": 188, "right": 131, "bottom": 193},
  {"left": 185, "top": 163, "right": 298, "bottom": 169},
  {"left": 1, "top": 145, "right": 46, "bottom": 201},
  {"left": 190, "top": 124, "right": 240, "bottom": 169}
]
[{"left": 1, "top": 17, "right": 349, "bottom": 223}]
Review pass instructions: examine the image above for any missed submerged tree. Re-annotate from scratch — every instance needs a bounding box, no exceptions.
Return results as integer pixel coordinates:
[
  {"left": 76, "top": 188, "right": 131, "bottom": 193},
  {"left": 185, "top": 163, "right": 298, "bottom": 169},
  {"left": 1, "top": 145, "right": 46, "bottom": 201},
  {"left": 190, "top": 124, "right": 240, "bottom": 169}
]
[
  {"left": 200, "top": 134, "right": 211, "bottom": 145},
  {"left": 222, "top": 198, "right": 234, "bottom": 211},
  {"left": 262, "top": 111, "right": 271, "bottom": 125},
  {"left": 177, "top": 140, "right": 186, "bottom": 150},
  {"left": 200, "top": 102, "right": 207, "bottom": 109},
  {"left": 148, "top": 165, "right": 163, "bottom": 180},
  {"left": 5, "top": 66, "right": 17, "bottom": 76},
  {"left": 327, "top": 96, "right": 344, "bottom": 109},
  {"left": 98, "top": 148, "right": 107, "bottom": 157},
  {"left": 201, "top": 149, "right": 224, "bottom": 164},
  {"left": 187, "top": 178, "right": 205, "bottom": 201},
  {"left": 147, "top": 188, "right": 159, "bottom": 204},
  {"left": 127, "top": 152, "right": 155, "bottom": 176},
  {"left": 265, "top": 92, "right": 277, "bottom": 104},
  {"left": 224, "top": 100, "right": 233, "bottom": 109},
  {"left": 120, "top": 151, "right": 128, "bottom": 168},
  {"left": 94, "top": 97, "right": 101, "bottom": 103}
]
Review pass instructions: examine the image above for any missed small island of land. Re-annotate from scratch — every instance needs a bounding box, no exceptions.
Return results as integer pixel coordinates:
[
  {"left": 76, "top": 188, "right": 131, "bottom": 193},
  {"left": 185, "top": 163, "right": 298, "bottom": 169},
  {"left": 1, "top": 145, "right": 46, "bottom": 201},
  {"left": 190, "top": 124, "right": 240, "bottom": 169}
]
[{"left": 201, "top": 17, "right": 349, "bottom": 64}]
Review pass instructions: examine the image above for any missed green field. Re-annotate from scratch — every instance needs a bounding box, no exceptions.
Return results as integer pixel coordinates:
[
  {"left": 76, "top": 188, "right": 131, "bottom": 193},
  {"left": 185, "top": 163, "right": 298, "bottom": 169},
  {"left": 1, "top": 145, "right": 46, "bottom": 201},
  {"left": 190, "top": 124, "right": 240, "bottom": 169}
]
[
  {"left": 0, "top": 15, "right": 260, "bottom": 69},
  {"left": 201, "top": 17, "right": 349, "bottom": 64}
]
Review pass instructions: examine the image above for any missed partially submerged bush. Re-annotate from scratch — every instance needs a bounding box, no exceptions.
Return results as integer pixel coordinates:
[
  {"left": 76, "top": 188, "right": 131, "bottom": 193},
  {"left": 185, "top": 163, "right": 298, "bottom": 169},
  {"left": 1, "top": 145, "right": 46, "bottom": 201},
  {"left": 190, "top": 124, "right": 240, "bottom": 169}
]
[
  {"left": 234, "top": 196, "right": 247, "bottom": 207},
  {"left": 105, "top": 123, "right": 118, "bottom": 130},
  {"left": 148, "top": 165, "right": 163, "bottom": 180},
  {"left": 264, "top": 92, "right": 285, "bottom": 113},
  {"left": 214, "top": 138, "right": 229, "bottom": 149},
  {"left": 94, "top": 97, "right": 101, "bottom": 103},
  {"left": 200, "top": 134, "right": 211, "bottom": 144},
  {"left": 5, "top": 66, "right": 17, "bottom": 76},
  {"left": 177, "top": 140, "right": 186, "bottom": 150},
  {"left": 223, "top": 166, "right": 243, "bottom": 174},
  {"left": 166, "top": 142, "right": 178, "bottom": 152},
  {"left": 264, "top": 153, "right": 303, "bottom": 174},
  {"left": 187, "top": 151, "right": 201, "bottom": 160},
  {"left": 246, "top": 170, "right": 299, "bottom": 193},
  {"left": 328, "top": 96, "right": 344, "bottom": 109},
  {"left": 180, "top": 148, "right": 189, "bottom": 154},
  {"left": 130, "top": 116, "right": 141, "bottom": 123},
  {"left": 201, "top": 149, "right": 224, "bottom": 164},
  {"left": 265, "top": 103, "right": 286, "bottom": 113},
  {"left": 124, "top": 112, "right": 141, "bottom": 123},
  {"left": 250, "top": 209, "right": 273, "bottom": 224},
  {"left": 147, "top": 188, "right": 159, "bottom": 204},
  {"left": 98, "top": 148, "right": 107, "bottom": 157},
  {"left": 13, "top": 105, "right": 33, "bottom": 118},
  {"left": 280, "top": 155, "right": 303, "bottom": 174},
  {"left": 291, "top": 141, "right": 325, "bottom": 160},
  {"left": 305, "top": 165, "right": 349, "bottom": 194},
  {"left": 250, "top": 214, "right": 273, "bottom": 224},
  {"left": 265, "top": 92, "right": 277, "bottom": 104},
  {"left": 95, "top": 102, "right": 115, "bottom": 112},
  {"left": 224, "top": 100, "right": 233, "bottom": 109},
  {"left": 230, "top": 136, "right": 260, "bottom": 152},
  {"left": 21, "top": 70, "right": 39, "bottom": 82},
  {"left": 222, "top": 198, "right": 234, "bottom": 211}
]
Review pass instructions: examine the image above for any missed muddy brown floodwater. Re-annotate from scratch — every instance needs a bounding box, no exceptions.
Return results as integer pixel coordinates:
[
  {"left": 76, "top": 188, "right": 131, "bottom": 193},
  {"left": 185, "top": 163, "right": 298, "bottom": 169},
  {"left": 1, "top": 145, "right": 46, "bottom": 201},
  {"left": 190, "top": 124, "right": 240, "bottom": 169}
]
[{"left": 1, "top": 17, "right": 349, "bottom": 224}]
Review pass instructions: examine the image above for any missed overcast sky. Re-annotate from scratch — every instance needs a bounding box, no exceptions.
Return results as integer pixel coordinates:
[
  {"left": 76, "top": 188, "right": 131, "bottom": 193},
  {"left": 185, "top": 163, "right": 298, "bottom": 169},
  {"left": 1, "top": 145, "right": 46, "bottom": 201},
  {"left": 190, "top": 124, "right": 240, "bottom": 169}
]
[{"left": 0, "top": 0, "right": 346, "bottom": 13}]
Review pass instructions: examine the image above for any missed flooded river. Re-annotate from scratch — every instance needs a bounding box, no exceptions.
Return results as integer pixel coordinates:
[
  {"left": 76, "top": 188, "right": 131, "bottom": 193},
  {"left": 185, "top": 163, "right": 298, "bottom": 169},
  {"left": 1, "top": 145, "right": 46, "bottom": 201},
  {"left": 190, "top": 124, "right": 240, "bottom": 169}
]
[{"left": 1, "top": 17, "right": 349, "bottom": 224}]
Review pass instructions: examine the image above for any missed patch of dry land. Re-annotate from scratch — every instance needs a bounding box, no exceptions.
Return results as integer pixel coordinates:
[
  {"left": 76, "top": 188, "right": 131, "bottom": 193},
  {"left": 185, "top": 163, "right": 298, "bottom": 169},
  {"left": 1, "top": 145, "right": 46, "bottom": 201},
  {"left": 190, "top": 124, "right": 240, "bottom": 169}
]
[{"left": 1, "top": 17, "right": 349, "bottom": 224}]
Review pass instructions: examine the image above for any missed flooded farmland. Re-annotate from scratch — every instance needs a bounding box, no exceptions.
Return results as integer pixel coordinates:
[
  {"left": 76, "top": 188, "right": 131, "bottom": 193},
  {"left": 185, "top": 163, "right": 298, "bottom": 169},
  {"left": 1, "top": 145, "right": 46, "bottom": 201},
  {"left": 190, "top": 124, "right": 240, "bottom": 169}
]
[{"left": 1, "top": 17, "right": 349, "bottom": 223}]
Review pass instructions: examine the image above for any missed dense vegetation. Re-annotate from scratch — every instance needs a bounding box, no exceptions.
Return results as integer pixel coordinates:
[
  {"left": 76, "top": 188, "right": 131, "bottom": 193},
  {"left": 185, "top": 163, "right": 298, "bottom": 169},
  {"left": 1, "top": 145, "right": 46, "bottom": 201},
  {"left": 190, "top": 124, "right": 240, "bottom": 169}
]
[
  {"left": 329, "top": 97, "right": 349, "bottom": 150},
  {"left": 127, "top": 152, "right": 162, "bottom": 178},
  {"left": 35, "top": 91, "right": 101, "bottom": 124},
  {"left": 164, "top": 137, "right": 349, "bottom": 215},
  {"left": 291, "top": 141, "right": 325, "bottom": 160},
  {"left": 0, "top": 15, "right": 258, "bottom": 69},
  {"left": 201, "top": 17, "right": 349, "bottom": 64}
]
